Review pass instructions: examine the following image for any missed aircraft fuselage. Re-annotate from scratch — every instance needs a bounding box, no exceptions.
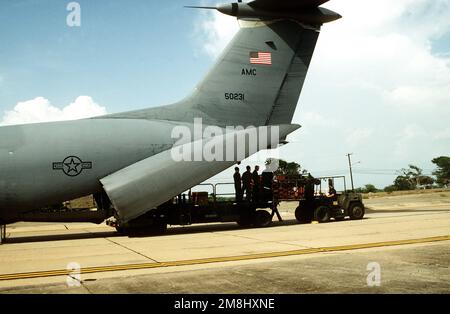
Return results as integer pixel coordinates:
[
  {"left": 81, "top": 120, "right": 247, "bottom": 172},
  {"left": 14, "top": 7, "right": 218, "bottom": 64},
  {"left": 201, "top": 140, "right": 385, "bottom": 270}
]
[{"left": 0, "top": 119, "right": 178, "bottom": 222}]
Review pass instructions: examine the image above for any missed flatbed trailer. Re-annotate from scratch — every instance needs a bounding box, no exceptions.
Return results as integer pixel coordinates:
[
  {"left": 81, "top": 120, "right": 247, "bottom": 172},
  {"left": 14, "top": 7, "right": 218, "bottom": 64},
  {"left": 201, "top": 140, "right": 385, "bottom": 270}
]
[
  {"left": 106, "top": 175, "right": 365, "bottom": 234},
  {"left": 107, "top": 183, "right": 283, "bottom": 234}
]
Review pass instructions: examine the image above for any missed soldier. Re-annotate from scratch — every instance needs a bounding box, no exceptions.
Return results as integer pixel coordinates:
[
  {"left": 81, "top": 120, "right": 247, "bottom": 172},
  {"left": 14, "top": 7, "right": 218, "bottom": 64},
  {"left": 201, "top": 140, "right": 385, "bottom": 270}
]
[
  {"left": 252, "top": 165, "right": 261, "bottom": 202},
  {"left": 304, "top": 174, "right": 316, "bottom": 202},
  {"left": 242, "top": 166, "right": 252, "bottom": 201},
  {"left": 328, "top": 178, "right": 337, "bottom": 199},
  {"left": 262, "top": 166, "right": 274, "bottom": 201},
  {"left": 233, "top": 167, "right": 243, "bottom": 202}
]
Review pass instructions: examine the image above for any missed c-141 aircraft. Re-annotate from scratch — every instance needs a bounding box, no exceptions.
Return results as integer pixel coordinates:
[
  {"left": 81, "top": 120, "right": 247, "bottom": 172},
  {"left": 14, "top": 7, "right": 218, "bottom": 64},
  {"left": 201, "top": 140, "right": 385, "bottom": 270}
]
[{"left": 0, "top": 0, "right": 341, "bottom": 229}]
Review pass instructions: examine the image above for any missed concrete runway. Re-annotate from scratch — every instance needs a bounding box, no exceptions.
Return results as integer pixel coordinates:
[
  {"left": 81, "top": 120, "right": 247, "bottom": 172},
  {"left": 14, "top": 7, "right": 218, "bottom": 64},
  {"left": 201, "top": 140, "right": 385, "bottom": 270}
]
[{"left": 0, "top": 191, "right": 449, "bottom": 293}]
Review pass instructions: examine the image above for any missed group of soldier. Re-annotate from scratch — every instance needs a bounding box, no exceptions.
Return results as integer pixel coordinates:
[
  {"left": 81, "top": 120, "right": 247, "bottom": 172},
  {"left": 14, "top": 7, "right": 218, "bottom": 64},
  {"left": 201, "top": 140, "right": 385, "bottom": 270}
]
[{"left": 233, "top": 165, "right": 274, "bottom": 203}]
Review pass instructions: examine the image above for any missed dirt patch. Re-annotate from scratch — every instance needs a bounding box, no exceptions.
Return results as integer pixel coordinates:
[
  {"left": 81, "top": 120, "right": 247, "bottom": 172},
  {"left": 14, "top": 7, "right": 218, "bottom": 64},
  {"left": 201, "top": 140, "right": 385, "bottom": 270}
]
[{"left": 364, "top": 188, "right": 450, "bottom": 199}]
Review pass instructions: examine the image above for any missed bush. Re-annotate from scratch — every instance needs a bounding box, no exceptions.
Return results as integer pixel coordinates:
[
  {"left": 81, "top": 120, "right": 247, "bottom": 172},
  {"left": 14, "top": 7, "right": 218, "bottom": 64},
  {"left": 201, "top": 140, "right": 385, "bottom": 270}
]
[
  {"left": 356, "top": 184, "right": 379, "bottom": 194},
  {"left": 384, "top": 185, "right": 397, "bottom": 193}
]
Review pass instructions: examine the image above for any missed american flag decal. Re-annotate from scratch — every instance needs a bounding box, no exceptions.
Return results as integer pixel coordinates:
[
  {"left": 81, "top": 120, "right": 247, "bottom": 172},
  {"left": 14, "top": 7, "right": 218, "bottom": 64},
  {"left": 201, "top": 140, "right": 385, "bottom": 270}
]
[{"left": 249, "top": 51, "right": 272, "bottom": 65}]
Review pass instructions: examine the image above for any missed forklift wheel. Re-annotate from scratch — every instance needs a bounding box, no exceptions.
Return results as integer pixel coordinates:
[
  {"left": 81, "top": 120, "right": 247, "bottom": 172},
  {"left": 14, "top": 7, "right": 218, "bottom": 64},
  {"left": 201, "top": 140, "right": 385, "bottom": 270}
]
[
  {"left": 349, "top": 203, "right": 365, "bottom": 220},
  {"left": 237, "top": 219, "right": 253, "bottom": 228},
  {"left": 149, "top": 221, "right": 168, "bottom": 234},
  {"left": 314, "top": 206, "right": 331, "bottom": 223},
  {"left": 253, "top": 210, "right": 272, "bottom": 228},
  {"left": 295, "top": 206, "right": 312, "bottom": 224},
  {"left": 237, "top": 214, "right": 253, "bottom": 227}
]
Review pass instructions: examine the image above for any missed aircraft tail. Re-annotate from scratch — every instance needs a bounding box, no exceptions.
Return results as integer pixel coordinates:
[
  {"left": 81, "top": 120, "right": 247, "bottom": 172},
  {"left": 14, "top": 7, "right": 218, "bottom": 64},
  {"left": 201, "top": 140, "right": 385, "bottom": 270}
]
[{"left": 106, "top": 1, "right": 341, "bottom": 127}]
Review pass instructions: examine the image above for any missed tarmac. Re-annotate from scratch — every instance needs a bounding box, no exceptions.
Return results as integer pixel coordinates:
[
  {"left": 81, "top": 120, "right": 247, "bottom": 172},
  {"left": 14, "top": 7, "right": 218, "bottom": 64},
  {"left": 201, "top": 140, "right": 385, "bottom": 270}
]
[{"left": 0, "top": 190, "right": 449, "bottom": 293}]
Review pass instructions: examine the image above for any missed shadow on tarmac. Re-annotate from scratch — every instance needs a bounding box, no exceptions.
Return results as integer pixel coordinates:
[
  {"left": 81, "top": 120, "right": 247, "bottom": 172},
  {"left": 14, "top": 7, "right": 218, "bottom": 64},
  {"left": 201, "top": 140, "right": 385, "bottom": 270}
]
[
  {"left": 365, "top": 208, "right": 450, "bottom": 214},
  {"left": 3, "top": 231, "right": 119, "bottom": 244},
  {"left": 13, "top": 208, "right": 445, "bottom": 244},
  {"left": 4, "top": 218, "right": 304, "bottom": 244}
]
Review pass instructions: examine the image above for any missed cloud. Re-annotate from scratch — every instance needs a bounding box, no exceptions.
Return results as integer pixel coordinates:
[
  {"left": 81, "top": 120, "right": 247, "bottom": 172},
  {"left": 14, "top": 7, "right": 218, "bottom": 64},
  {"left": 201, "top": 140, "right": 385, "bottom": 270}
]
[
  {"left": 195, "top": 8, "right": 239, "bottom": 58},
  {"left": 0, "top": 96, "right": 107, "bottom": 126},
  {"left": 385, "top": 84, "right": 450, "bottom": 109},
  {"left": 346, "top": 128, "right": 374, "bottom": 147},
  {"left": 434, "top": 128, "right": 450, "bottom": 140},
  {"left": 320, "top": 0, "right": 450, "bottom": 110},
  {"left": 195, "top": 0, "right": 450, "bottom": 187},
  {"left": 393, "top": 124, "right": 428, "bottom": 158},
  {"left": 293, "top": 112, "right": 338, "bottom": 139},
  {"left": 197, "top": 1, "right": 450, "bottom": 111},
  {"left": 301, "top": 112, "right": 338, "bottom": 128}
]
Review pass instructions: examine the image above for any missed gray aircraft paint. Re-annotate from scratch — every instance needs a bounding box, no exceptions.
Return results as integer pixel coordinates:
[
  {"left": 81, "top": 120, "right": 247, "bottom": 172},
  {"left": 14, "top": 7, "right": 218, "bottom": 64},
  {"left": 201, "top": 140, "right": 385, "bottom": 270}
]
[
  {"left": 0, "top": 1, "right": 340, "bottom": 224},
  {"left": 0, "top": 119, "right": 178, "bottom": 220},
  {"left": 105, "top": 20, "right": 320, "bottom": 128}
]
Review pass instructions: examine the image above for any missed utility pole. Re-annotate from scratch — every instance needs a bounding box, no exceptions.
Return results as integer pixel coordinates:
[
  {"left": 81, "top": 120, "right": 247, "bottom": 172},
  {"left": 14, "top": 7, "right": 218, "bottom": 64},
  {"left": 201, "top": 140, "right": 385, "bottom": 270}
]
[{"left": 347, "top": 153, "right": 354, "bottom": 192}]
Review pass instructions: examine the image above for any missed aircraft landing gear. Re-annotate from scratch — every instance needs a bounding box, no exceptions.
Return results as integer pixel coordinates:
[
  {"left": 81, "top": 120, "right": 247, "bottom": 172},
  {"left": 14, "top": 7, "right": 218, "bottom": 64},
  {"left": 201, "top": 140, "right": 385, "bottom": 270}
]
[
  {"left": 0, "top": 224, "right": 6, "bottom": 244},
  {"left": 107, "top": 212, "right": 168, "bottom": 236}
]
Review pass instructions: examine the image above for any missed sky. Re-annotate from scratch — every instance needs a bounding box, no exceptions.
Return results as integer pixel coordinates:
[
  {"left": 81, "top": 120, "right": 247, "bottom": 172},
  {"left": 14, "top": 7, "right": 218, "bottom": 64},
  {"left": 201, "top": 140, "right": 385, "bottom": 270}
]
[{"left": 0, "top": 0, "right": 449, "bottom": 189}]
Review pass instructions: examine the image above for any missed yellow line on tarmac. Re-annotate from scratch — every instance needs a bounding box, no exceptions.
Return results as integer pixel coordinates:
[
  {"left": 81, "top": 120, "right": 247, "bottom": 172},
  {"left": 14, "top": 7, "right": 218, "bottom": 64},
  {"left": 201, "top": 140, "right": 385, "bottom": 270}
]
[{"left": 1, "top": 235, "right": 449, "bottom": 281}]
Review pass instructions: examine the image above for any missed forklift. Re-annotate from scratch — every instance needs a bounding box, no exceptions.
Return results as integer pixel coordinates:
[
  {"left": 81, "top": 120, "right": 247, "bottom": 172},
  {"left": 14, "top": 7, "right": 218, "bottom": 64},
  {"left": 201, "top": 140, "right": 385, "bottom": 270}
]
[{"left": 291, "top": 175, "right": 365, "bottom": 223}]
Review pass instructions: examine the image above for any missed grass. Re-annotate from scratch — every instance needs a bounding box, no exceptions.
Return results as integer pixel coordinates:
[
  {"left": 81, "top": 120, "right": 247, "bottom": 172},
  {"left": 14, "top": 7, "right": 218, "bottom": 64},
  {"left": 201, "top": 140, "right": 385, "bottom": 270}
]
[{"left": 363, "top": 188, "right": 450, "bottom": 199}]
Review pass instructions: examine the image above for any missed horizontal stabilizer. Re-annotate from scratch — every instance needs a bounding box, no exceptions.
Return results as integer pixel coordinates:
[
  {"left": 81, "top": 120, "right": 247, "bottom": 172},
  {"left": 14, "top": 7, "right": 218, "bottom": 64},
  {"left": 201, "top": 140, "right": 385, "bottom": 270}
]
[
  {"left": 186, "top": 0, "right": 340, "bottom": 24},
  {"left": 248, "top": 0, "right": 330, "bottom": 9},
  {"left": 100, "top": 124, "right": 300, "bottom": 223}
]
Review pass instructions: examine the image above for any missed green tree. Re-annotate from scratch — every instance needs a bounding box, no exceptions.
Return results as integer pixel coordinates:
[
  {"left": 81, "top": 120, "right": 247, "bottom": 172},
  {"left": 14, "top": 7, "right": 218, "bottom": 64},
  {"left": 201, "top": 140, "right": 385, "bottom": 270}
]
[
  {"left": 394, "top": 175, "right": 414, "bottom": 190},
  {"left": 355, "top": 184, "right": 378, "bottom": 193},
  {"left": 432, "top": 156, "right": 450, "bottom": 187},
  {"left": 394, "top": 164, "right": 434, "bottom": 190},
  {"left": 384, "top": 185, "right": 397, "bottom": 193},
  {"left": 266, "top": 158, "right": 306, "bottom": 176},
  {"left": 418, "top": 175, "right": 435, "bottom": 187},
  {"left": 400, "top": 165, "right": 422, "bottom": 187},
  {"left": 363, "top": 184, "right": 378, "bottom": 193}
]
